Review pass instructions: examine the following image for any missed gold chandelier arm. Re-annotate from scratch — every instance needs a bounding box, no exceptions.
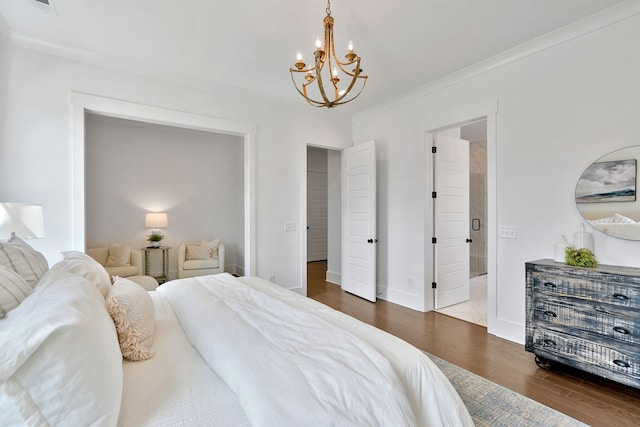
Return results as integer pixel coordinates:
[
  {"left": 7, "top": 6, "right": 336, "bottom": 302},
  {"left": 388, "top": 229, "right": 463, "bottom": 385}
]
[
  {"left": 331, "top": 74, "right": 368, "bottom": 106},
  {"left": 333, "top": 55, "right": 360, "bottom": 77},
  {"left": 330, "top": 62, "right": 366, "bottom": 104},
  {"left": 313, "top": 56, "right": 334, "bottom": 106},
  {"left": 289, "top": 72, "right": 325, "bottom": 107}
]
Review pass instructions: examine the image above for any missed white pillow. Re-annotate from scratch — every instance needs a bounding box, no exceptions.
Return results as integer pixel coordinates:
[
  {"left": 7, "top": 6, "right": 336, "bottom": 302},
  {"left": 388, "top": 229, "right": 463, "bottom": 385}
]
[
  {"left": 105, "top": 243, "right": 132, "bottom": 267},
  {"left": 50, "top": 251, "right": 112, "bottom": 297},
  {"left": 0, "top": 274, "right": 122, "bottom": 426},
  {"left": 186, "top": 244, "right": 210, "bottom": 260},
  {"left": 591, "top": 214, "right": 636, "bottom": 224},
  {"left": 0, "top": 265, "right": 32, "bottom": 318},
  {"left": 201, "top": 239, "right": 220, "bottom": 259},
  {"left": 0, "top": 235, "right": 48, "bottom": 287},
  {"left": 613, "top": 213, "right": 636, "bottom": 224},
  {"left": 107, "top": 277, "right": 155, "bottom": 361}
]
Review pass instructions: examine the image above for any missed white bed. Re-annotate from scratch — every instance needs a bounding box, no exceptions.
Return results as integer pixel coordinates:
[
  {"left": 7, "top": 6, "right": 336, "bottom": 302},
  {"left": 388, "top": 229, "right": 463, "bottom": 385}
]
[{"left": 1, "top": 241, "right": 473, "bottom": 426}]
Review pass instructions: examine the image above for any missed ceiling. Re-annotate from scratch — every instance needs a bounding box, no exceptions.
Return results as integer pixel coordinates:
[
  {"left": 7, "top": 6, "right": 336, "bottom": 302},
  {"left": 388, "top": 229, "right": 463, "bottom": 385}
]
[{"left": 0, "top": 0, "right": 627, "bottom": 114}]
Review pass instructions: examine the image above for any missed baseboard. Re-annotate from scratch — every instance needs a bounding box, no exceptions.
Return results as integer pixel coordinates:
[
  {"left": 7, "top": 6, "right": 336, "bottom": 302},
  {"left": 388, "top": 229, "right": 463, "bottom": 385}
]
[
  {"left": 222, "top": 264, "right": 244, "bottom": 277},
  {"left": 234, "top": 265, "right": 245, "bottom": 277},
  {"left": 377, "top": 285, "right": 425, "bottom": 312},
  {"left": 488, "top": 317, "right": 525, "bottom": 345},
  {"left": 326, "top": 270, "right": 341, "bottom": 285}
]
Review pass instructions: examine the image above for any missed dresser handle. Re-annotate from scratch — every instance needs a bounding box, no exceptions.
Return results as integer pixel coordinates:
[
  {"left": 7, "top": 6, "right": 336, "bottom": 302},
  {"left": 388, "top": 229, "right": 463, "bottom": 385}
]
[
  {"left": 543, "top": 310, "right": 557, "bottom": 318},
  {"left": 613, "top": 359, "right": 631, "bottom": 368},
  {"left": 542, "top": 339, "right": 556, "bottom": 347},
  {"left": 612, "top": 293, "right": 629, "bottom": 301},
  {"left": 613, "top": 326, "right": 631, "bottom": 335},
  {"left": 542, "top": 282, "right": 556, "bottom": 289}
]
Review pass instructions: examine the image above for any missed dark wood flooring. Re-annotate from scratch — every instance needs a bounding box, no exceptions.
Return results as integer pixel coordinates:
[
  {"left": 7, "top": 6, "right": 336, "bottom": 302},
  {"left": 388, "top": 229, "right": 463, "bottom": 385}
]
[{"left": 306, "top": 261, "right": 640, "bottom": 427}]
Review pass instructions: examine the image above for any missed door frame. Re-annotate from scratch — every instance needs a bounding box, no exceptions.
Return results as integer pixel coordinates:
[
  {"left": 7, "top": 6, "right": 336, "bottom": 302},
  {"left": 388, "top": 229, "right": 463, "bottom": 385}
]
[
  {"left": 422, "top": 99, "right": 498, "bottom": 332},
  {"left": 70, "top": 92, "right": 257, "bottom": 276},
  {"left": 301, "top": 144, "right": 343, "bottom": 296}
]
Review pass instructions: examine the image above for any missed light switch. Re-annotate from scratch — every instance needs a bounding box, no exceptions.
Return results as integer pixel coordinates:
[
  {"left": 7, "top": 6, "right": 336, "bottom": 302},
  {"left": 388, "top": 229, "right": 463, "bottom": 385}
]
[
  {"left": 498, "top": 226, "right": 517, "bottom": 239},
  {"left": 284, "top": 223, "right": 296, "bottom": 232}
]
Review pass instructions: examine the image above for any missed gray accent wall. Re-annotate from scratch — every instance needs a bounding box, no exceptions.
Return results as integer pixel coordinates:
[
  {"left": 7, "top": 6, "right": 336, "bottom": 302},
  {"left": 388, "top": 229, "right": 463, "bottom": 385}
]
[{"left": 85, "top": 113, "right": 244, "bottom": 278}]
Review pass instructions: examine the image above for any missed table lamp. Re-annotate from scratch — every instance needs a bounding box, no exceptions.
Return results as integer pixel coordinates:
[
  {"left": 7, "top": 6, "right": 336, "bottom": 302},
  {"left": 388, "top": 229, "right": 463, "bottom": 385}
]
[
  {"left": 0, "top": 203, "right": 45, "bottom": 239},
  {"left": 145, "top": 212, "right": 168, "bottom": 247}
]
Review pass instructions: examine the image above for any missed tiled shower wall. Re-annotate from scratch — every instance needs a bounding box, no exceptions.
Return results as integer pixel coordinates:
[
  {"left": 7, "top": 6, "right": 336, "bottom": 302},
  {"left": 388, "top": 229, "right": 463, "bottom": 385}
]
[{"left": 470, "top": 140, "right": 487, "bottom": 277}]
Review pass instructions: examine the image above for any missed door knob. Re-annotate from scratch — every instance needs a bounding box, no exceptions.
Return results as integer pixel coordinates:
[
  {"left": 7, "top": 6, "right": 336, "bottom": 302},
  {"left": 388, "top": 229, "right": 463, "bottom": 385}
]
[
  {"left": 466, "top": 238, "right": 473, "bottom": 243},
  {"left": 367, "top": 238, "right": 378, "bottom": 244}
]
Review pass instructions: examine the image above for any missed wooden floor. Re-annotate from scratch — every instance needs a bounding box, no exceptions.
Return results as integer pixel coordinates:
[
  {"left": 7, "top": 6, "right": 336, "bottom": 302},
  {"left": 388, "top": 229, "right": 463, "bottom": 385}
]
[{"left": 307, "top": 261, "right": 640, "bottom": 427}]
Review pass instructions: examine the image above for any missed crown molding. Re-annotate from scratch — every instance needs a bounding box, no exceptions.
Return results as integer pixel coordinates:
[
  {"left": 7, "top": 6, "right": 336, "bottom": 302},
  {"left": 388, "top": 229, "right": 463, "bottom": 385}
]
[
  {"left": 6, "top": 31, "right": 264, "bottom": 97},
  {"left": 353, "top": 1, "right": 640, "bottom": 123}
]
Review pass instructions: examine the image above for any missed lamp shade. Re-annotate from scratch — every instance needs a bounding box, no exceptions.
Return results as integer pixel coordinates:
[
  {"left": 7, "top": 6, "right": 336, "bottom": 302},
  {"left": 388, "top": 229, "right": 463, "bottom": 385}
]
[
  {"left": 0, "top": 203, "right": 45, "bottom": 239},
  {"left": 145, "top": 212, "right": 168, "bottom": 229}
]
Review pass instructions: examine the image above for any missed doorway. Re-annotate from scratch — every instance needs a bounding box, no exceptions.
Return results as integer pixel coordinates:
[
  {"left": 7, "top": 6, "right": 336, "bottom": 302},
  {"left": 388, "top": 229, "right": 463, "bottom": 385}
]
[
  {"left": 306, "top": 146, "right": 342, "bottom": 290},
  {"left": 434, "top": 119, "right": 488, "bottom": 327},
  {"left": 70, "top": 92, "right": 257, "bottom": 276},
  {"left": 307, "top": 146, "right": 329, "bottom": 263}
]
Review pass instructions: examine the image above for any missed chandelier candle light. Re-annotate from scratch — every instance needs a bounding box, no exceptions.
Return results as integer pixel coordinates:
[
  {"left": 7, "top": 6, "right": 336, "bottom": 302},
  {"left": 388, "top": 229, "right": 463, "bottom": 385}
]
[{"left": 290, "top": 0, "right": 367, "bottom": 108}]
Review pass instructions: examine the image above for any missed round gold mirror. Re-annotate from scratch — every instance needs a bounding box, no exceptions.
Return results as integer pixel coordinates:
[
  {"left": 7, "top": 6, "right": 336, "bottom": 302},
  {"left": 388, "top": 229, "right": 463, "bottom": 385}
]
[{"left": 575, "top": 146, "right": 640, "bottom": 240}]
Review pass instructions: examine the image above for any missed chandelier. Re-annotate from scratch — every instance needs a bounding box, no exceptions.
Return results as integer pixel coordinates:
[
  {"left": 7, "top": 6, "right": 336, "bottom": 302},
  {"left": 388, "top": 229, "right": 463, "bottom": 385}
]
[{"left": 289, "top": 0, "right": 367, "bottom": 108}]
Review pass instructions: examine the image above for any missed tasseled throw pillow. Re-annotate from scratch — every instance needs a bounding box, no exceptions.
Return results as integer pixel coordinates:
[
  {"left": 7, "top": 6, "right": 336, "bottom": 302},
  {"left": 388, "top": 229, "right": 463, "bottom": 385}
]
[{"left": 107, "top": 276, "right": 154, "bottom": 361}]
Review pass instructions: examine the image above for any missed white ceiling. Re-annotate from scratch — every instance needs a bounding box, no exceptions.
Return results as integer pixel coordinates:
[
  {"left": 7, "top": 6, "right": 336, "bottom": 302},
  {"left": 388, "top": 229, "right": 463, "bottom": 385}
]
[{"left": 0, "top": 0, "right": 627, "bottom": 113}]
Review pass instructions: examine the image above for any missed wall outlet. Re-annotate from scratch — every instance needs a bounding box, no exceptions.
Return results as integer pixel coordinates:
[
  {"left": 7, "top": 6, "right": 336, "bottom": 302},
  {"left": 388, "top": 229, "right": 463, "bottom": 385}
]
[
  {"left": 284, "top": 223, "right": 296, "bottom": 232},
  {"left": 268, "top": 275, "right": 275, "bottom": 283},
  {"left": 498, "top": 226, "right": 517, "bottom": 239},
  {"left": 407, "top": 278, "right": 413, "bottom": 288}
]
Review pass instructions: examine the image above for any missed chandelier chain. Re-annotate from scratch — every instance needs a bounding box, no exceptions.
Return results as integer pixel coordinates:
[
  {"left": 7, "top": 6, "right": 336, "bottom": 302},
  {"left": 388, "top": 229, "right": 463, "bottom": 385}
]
[{"left": 326, "top": 0, "right": 331, "bottom": 16}]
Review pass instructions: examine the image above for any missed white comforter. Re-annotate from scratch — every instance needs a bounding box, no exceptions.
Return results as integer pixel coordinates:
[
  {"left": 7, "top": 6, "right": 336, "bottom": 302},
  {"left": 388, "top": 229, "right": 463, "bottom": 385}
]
[{"left": 157, "top": 274, "right": 472, "bottom": 427}]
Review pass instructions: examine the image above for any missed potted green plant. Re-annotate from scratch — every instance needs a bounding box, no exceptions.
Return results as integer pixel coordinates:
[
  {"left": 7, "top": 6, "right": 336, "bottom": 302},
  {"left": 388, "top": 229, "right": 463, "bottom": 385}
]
[
  {"left": 565, "top": 247, "right": 597, "bottom": 267},
  {"left": 147, "top": 232, "right": 164, "bottom": 248}
]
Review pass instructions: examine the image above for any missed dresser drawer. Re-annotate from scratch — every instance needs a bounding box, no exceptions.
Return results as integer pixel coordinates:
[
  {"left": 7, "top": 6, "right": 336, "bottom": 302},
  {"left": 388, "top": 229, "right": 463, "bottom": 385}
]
[
  {"left": 531, "top": 272, "right": 640, "bottom": 310},
  {"left": 531, "top": 328, "right": 640, "bottom": 383},
  {"left": 532, "top": 297, "right": 640, "bottom": 345}
]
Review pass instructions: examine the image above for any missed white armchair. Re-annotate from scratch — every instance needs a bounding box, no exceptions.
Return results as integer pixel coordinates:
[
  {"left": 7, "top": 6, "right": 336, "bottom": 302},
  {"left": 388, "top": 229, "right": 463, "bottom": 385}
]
[
  {"left": 178, "top": 241, "right": 225, "bottom": 279},
  {"left": 86, "top": 245, "right": 143, "bottom": 278}
]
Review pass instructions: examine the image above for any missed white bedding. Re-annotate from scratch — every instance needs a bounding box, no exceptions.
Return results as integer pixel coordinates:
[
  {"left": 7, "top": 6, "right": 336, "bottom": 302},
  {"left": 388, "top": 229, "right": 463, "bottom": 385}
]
[
  {"left": 150, "top": 273, "right": 473, "bottom": 427},
  {"left": 118, "top": 292, "right": 249, "bottom": 426}
]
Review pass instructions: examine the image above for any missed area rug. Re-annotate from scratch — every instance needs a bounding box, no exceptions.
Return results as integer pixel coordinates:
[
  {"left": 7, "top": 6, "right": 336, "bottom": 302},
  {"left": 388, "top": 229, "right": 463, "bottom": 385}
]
[{"left": 428, "top": 354, "right": 589, "bottom": 427}]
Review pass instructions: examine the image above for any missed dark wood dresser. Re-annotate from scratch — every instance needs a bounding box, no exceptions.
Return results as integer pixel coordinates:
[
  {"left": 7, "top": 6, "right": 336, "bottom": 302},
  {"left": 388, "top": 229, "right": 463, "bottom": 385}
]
[{"left": 525, "top": 259, "right": 640, "bottom": 388}]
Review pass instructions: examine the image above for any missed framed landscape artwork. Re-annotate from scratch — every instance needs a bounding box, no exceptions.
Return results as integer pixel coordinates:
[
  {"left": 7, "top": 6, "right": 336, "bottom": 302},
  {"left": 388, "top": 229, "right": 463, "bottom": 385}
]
[{"left": 575, "top": 159, "right": 637, "bottom": 203}]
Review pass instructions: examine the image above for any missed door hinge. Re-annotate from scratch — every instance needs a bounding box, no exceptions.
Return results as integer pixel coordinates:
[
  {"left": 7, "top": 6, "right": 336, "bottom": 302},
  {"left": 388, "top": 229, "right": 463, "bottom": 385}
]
[
  {"left": 432, "top": 282, "right": 437, "bottom": 289},
  {"left": 432, "top": 191, "right": 437, "bottom": 198},
  {"left": 432, "top": 146, "right": 437, "bottom": 153},
  {"left": 432, "top": 237, "right": 437, "bottom": 244}
]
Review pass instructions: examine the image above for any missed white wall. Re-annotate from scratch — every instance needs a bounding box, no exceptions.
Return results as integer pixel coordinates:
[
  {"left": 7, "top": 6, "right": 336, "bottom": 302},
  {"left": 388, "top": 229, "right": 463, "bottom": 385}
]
[
  {"left": 0, "top": 34, "right": 9, "bottom": 195},
  {"left": 85, "top": 113, "right": 244, "bottom": 278},
  {"left": 327, "top": 149, "right": 342, "bottom": 284},
  {"left": 353, "top": 11, "right": 640, "bottom": 343},
  {"left": 0, "top": 41, "right": 353, "bottom": 290}
]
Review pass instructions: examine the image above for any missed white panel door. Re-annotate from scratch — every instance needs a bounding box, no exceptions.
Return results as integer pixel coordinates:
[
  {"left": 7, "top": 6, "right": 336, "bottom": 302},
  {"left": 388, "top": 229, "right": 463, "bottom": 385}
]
[
  {"left": 307, "top": 170, "right": 328, "bottom": 261},
  {"left": 434, "top": 135, "right": 470, "bottom": 309},
  {"left": 341, "top": 141, "right": 376, "bottom": 302}
]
